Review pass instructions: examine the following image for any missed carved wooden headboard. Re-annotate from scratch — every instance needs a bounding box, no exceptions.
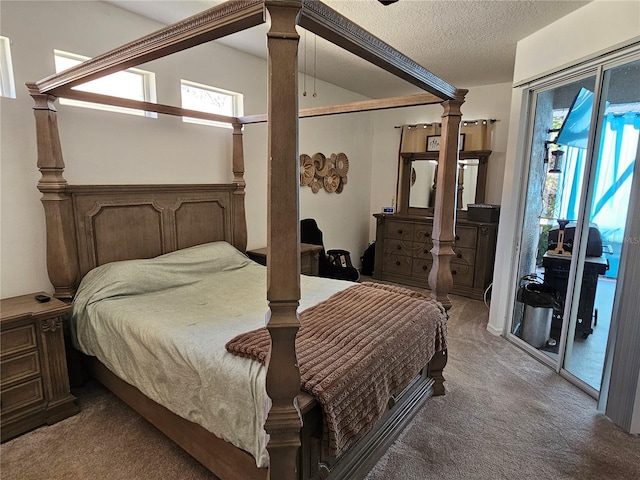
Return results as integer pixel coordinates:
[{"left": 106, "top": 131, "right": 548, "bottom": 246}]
[{"left": 55, "top": 183, "right": 247, "bottom": 298}]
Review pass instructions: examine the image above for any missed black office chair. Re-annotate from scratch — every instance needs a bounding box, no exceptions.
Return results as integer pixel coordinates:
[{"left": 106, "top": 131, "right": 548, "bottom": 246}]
[{"left": 300, "top": 218, "right": 360, "bottom": 282}]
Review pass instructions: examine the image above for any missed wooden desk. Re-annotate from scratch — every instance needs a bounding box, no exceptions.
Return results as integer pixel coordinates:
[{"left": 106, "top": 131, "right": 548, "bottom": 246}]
[{"left": 247, "top": 243, "right": 323, "bottom": 276}]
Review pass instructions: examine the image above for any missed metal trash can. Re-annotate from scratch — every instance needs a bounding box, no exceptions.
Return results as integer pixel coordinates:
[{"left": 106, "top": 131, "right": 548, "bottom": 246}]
[
  {"left": 517, "top": 279, "right": 558, "bottom": 348},
  {"left": 521, "top": 305, "right": 553, "bottom": 348}
]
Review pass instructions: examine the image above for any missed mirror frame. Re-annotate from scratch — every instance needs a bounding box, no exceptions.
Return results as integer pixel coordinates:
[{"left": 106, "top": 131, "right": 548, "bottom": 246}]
[{"left": 397, "top": 150, "right": 491, "bottom": 216}]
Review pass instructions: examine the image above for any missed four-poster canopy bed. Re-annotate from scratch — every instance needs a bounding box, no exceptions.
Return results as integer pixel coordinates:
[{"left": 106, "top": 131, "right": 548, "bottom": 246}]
[{"left": 27, "top": 1, "right": 467, "bottom": 479}]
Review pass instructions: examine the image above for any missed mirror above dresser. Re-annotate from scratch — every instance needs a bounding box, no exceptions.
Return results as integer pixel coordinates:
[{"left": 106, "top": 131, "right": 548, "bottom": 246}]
[{"left": 401, "top": 150, "right": 491, "bottom": 214}]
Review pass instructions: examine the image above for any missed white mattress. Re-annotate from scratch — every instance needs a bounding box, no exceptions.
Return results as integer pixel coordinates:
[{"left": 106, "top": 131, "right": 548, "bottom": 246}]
[{"left": 70, "top": 241, "right": 353, "bottom": 468}]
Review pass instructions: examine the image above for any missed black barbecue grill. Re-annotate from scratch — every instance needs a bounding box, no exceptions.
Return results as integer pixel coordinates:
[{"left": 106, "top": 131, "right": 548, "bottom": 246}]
[{"left": 542, "top": 221, "right": 608, "bottom": 339}]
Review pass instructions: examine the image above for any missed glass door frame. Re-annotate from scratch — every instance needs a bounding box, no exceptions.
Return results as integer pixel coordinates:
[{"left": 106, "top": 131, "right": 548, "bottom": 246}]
[{"left": 505, "top": 47, "right": 640, "bottom": 400}]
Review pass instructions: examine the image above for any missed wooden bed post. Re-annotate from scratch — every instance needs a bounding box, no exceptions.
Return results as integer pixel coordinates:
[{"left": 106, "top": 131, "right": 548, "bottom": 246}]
[
  {"left": 428, "top": 90, "right": 467, "bottom": 310},
  {"left": 27, "top": 85, "right": 79, "bottom": 299},
  {"left": 232, "top": 122, "right": 248, "bottom": 252},
  {"left": 264, "top": 2, "right": 303, "bottom": 479}
]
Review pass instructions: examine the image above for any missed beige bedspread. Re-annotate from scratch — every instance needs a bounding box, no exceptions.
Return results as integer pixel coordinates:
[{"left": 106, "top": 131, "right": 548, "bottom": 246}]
[
  {"left": 70, "top": 241, "right": 353, "bottom": 468},
  {"left": 226, "top": 282, "right": 447, "bottom": 458}
]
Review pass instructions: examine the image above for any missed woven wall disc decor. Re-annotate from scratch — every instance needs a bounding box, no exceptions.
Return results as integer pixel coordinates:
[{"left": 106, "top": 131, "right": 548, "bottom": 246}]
[
  {"left": 300, "top": 154, "right": 314, "bottom": 186},
  {"left": 300, "top": 152, "right": 350, "bottom": 194},
  {"left": 335, "top": 153, "right": 349, "bottom": 176}
]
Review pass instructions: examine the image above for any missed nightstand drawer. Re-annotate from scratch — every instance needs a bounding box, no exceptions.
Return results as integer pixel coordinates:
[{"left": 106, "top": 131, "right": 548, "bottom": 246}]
[
  {"left": 301, "top": 254, "right": 312, "bottom": 275},
  {"left": 1, "top": 378, "right": 44, "bottom": 414},
  {"left": 1, "top": 352, "right": 41, "bottom": 386},
  {"left": 1, "top": 325, "right": 37, "bottom": 358}
]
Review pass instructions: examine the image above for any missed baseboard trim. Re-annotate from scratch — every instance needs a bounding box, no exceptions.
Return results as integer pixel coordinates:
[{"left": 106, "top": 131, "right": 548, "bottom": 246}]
[{"left": 486, "top": 323, "right": 504, "bottom": 337}]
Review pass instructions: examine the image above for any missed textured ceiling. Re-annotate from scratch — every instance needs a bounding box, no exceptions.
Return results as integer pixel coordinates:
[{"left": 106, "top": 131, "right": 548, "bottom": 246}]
[{"left": 106, "top": 0, "right": 591, "bottom": 98}]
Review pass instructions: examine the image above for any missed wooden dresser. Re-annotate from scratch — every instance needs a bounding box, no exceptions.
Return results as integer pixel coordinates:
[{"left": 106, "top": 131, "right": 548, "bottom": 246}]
[
  {"left": 373, "top": 213, "right": 498, "bottom": 300},
  {"left": 1, "top": 293, "right": 79, "bottom": 442},
  {"left": 246, "top": 243, "right": 323, "bottom": 276}
]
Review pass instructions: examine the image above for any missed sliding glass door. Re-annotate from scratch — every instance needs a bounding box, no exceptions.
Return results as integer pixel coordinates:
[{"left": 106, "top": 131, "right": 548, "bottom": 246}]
[
  {"left": 562, "top": 59, "right": 640, "bottom": 391},
  {"left": 509, "top": 55, "right": 639, "bottom": 396}
]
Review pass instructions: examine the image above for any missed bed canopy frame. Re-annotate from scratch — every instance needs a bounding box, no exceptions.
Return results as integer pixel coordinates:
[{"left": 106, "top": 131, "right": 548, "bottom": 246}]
[{"left": 27, "top": 1, "right": 466, "bottom": 479}]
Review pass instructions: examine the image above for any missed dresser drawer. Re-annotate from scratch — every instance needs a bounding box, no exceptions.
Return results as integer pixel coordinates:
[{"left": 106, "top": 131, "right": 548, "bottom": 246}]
[
  {"left": 412, "top": 259, "right": 432, "bottom": 278},
  {"left": 1, "top": 351, "right": 41, "bottom": 387},
  {"left": 413, "top": 224, "right": 433, "bottom": 243},
  {"left": 450, "top": 264, "right": 475, "bottom": 287},
  {"left": 382, "top": 253, "right": 413, "bottom": 276},
  {"left": 1, "top": 325, "right": 37, "bottom": 358},
  {"left": 1, "top": 378, "right": 44, "bottom": 415},
  {"left": 412, "top": 259, "right": 474, "bottom": 287},
  {"left": 454, "top": 226, "right": 477, "bottom": 249},
  {"left": 385, "top": 221, "right": 415, "bottom": 241},
  {"left": 383, "top": 238, "right": 414, "bottom": 256},
  {"left": 452, "top": 247, "right": 476, "bottom": 266},
  {"left": 414, "top": 243, "right": 433, "bottom": 260}
]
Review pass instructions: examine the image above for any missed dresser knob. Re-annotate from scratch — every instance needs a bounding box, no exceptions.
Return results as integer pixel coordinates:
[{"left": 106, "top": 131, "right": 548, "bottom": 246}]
[
  {"left": 397, "top": 245, "right": 402, "bottom": 250},
  {"left": 396, "top": 260, "right": 401, "bottom": 266},
  {"left": 452, "top": 270, "right": 457, "bottom": 275},
  {"left": 457, "top": 253, "right": 462, "bottom": 258},
  {"left": 423, "top": 249, "right": 429, "bottom": 254},
  {"left": 455, "top": 235, "right": 460, "bottom": 241},
  {"left": 422, "top": 265, "right": 428, "bottom": 271},
  {"left": 425, "top": 233, "right": 430, "bottom": 238},
  {"left": 397, "top": 229, "right": 403, "bottom": 234}
]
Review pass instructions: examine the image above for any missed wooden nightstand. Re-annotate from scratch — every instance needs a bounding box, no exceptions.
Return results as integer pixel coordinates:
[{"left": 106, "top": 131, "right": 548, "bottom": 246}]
[
  {"left": 1, "top": 293, "right": 79, "bottom": 442},
  {"left": 247, "top": 243, "right": 323, "bottom": 276}
]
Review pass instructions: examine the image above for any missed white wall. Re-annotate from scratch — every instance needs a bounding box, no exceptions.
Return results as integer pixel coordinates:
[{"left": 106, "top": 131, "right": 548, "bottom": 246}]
[
  {"left": 513, "top": 0, "right": 640, "bottom": 85},
  {"left": 367, "top": 82, "right": 513, "bottom": 240},
  {"left": 0, "top": 0, "right": 373, "bottom": 298}
]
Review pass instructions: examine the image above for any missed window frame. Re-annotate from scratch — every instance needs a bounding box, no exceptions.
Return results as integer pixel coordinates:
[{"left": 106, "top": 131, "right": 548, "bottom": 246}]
[
  {"left": 180, "top": 79, "right": 244, "bottom": 128},
  {"left": 54, "top": 50, "right": 157, "bottom": 117},
  {"left": 0, "top": 36, "right": 16, "bottom": 99}
]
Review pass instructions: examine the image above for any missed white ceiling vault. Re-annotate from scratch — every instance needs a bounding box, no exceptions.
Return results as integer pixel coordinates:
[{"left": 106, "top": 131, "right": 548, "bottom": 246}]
[{"left": 105, "top": 0, "right": 591, "bottom": 98}]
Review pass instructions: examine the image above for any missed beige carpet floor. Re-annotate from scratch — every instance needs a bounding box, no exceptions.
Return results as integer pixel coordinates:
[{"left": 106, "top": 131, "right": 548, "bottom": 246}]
[{"left": 2, "top": 294, "right": 639, "bottom": 480}]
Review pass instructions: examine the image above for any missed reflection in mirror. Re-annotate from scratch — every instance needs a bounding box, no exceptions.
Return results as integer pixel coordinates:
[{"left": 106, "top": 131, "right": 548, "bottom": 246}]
[
  {"left": 459, "top": 159, "right": 479, "bottom": 210},
  {"left": 409, "top": 158, "right": 480, "bottom": 210},
  {"left": 409, "top": 159, "right": 437, "bottom": 208}
]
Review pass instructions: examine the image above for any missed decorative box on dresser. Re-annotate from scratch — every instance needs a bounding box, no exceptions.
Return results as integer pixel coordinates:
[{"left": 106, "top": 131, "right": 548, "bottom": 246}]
[
  {"left": 1, "top": 293, "right": 79, "bottom": 442},
  {"left": 373, "top": 213, "right": 498, "bottom": 300}
]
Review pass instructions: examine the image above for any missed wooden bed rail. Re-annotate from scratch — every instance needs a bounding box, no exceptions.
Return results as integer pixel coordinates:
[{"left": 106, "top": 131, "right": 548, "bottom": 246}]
[
  {"left": 299, "top": 0, "right": 457, "bottom": 100},
  {"left": 41, "top": 89, "right": 242, "bottom": 125},
  {"left": 33, "top": 0, "right": 266, "bottom": 95},
  {"left": 29, "top": 88, "right": 444, "bottom": 126},
  {"left": 239, "top": 92, "right": 445, "bottom": 124}
]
